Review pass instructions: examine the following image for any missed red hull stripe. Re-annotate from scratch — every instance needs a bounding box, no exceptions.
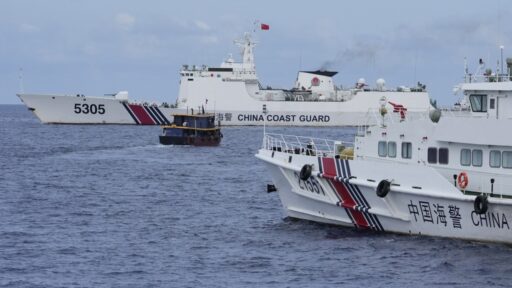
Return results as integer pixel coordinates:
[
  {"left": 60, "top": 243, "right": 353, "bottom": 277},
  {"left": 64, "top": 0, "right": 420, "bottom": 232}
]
[
  {"left": 326, "top": 181, "right": 356, "bottom": 229},
  {"left": 122, "top": 102, "right": 140, "bottom": 124},
  {"left": 318, "top": 156, "right": 384, "bottom": 231},
  {"left": 339, "top": 181, "right": 380, "bottom": 230},
  {"left": 143, "top": 106, "right": 163, "bottom": 125},
  {"left": 143, "top": 106, "right": 158, "bottom": 124},
  {"left": 122, "top": 103, "right": 171, "bottom": 126},
  {"left": 332, "top": 180, "right": 369, "bottom": 229},
  {"left": 129, "top": 104, "right": 155, "bottom": 125},
  {"left": 321, "top": 157, "right": 337, "bottom": 176}
]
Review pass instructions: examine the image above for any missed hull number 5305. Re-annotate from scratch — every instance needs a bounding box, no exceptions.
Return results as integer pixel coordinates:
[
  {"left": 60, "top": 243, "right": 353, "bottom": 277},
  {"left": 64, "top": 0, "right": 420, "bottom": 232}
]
[{"left": 74, "top": 103, "right": 105, "bottom": 114}]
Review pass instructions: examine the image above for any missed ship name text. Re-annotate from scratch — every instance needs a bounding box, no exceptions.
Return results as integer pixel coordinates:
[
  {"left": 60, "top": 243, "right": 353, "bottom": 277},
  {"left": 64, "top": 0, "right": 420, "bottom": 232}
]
[
  {"left": 236, "top": 114, "right": 330, "bottom": 123},
  {"left": 471, "top": 211, "right": 510, "bottom": 229},
  {"left": 408, "top": 199, "right": 511, "bottom": 230}
]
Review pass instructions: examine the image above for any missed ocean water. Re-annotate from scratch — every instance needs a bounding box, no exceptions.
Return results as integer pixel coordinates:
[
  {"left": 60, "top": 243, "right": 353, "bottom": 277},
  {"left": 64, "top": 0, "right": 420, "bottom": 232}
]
[{"left": 1, "top": 104, "right": 511, "bottom": 288}]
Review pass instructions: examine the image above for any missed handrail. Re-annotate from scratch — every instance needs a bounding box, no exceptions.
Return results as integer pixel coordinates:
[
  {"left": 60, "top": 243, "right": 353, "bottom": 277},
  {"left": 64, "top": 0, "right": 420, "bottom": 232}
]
[
  {"left": 464, "top": 74, "right": 512, "bottom": 83},
  {"left": 262, "top": 133, "right": 353, "bottom": 157}
]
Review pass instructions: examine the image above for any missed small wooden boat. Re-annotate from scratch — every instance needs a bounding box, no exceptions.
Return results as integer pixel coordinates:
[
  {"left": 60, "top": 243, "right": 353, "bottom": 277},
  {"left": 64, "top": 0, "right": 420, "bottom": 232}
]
[{"left": 159, "top": 113, "right": 222, "bottom": 146}]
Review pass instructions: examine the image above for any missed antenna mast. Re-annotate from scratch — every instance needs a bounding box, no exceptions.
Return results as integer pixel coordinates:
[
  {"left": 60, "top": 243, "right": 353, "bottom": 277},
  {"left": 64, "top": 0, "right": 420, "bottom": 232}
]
[{"left": 500, "top": 45, "right": 504, "bottom": 79}]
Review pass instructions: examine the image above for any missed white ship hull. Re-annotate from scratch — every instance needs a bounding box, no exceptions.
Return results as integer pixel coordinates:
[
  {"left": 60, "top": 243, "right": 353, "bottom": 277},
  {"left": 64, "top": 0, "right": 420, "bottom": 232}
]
[
  {"left": 18, "top": 93, "right": 173, "bottom": 125},
  {"left": 18, "top": 91, "right": 431, "bottom": 126},
  {"left": 257, "top": 149, "right": 512, "bottom": 244}
]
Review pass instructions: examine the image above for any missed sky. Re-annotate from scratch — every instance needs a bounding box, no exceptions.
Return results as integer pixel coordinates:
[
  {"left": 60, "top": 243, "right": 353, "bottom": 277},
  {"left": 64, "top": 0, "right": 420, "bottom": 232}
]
[{"left": 1, "top": 0, "right": 511, "bottom": 106}]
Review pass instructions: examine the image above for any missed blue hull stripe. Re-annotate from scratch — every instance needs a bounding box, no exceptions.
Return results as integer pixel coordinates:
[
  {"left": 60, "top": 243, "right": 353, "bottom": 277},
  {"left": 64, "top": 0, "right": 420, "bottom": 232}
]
[{"left": 153, "top": 107, "right": 171, "bottom": 125}]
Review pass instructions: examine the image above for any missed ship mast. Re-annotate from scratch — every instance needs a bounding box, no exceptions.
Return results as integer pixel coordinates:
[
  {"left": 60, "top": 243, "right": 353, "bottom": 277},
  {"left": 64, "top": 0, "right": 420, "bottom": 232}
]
[{"left": 234, "top": 33, "right": 257, "bottom": 71}]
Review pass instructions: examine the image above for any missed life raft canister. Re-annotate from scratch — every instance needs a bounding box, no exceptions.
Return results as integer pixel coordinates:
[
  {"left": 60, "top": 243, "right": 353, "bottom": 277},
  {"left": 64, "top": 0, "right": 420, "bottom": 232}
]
[
  {"left": 299, "top": 164, "right": 313, "bottom": 181},
  {"left": 457, "top": 172, "right": 469, "bottom": 190},
  {"left": 376, "top": 179, "right": 391, "bottom": 198},
  {"left": 474, "top": 195, "right": 488, "bottom": 215}
]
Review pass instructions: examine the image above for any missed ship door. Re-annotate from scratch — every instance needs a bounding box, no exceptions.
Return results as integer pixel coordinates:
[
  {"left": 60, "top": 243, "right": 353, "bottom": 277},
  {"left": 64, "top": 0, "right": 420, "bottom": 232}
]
[
  {"left": 497, "top": 95, "right": 512, "bottom": 119},
  {"left": 488, "top": 96, "right": 498, "bottom": 119}
]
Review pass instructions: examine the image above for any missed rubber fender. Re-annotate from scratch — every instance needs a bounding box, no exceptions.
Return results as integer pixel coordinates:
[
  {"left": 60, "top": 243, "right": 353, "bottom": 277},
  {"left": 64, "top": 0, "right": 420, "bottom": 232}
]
[
  {"left": 474, "top": 195, "right": 488, "bottom": 215},
  {"left": 376, "top": 179, "right": 391, "bottom": 198},
  {"left": 299, "top": 164, "right": 312, "bottom": 181}
]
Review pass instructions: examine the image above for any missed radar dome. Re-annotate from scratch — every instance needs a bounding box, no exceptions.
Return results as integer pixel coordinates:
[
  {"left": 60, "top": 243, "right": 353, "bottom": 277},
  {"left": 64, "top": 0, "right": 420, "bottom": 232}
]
[
  {"left": 376, "top": 78, "right": 386, "bottom": 91},
  {"left": 356, "top": 78, "right": 366, "bottom": 89},
  {"left": 115, "top": 91, "right": 129, "bottom": 101}
]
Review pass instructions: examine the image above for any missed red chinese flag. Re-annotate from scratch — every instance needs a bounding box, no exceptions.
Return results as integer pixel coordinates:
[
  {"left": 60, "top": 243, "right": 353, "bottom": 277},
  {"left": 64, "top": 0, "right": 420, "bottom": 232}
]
[{"left": 261, "top": 23, "right": 270, "bottom": 30}]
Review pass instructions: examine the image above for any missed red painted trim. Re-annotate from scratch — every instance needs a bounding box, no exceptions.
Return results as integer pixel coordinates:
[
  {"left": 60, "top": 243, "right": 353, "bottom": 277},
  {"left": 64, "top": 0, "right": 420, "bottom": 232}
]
[
  {"left": 332, "top": 181, "right": 356, "bottom": 207},
  {"left": 129, "top": 104, "right": 155, "bottom": 125},
  {"left": 322, "top": 159, "right": 369, "bottom": 229},
  {"left": 321, "top": 157, "right": 337, "bottom": 176},
  {"left": 329, "top": 180, "right": 370, "bottom": 228}
]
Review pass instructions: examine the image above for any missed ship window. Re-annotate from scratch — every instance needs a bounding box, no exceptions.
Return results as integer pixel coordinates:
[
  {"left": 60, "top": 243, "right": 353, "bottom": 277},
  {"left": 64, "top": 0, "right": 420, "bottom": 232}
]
[
  {"left": 173, "top": 117, "right": 183, "bottom": 126},
  {"left": 427, "top": 147, "right": 437, "bottom": 164},
  {"left": 469, "top": 94, "right": 487, "bottom": 112},
  {"left": 472, "top": 149, "right": 483, "bottom": 167},
  {"left": 378, "top": 141, "right": 387, "bottom": 157},
  {"left": 166, "top": 129, "right": 183, "bottom": 137},
  {"left": 490, "top": 98, "right": 495, "bottom": 109},
  {"left": 388, "top": 142, "right": 397, "bottom": 158},
  {"left": 490, "top": 150, "right": 501, "bottom": 168},
  {"left": 503, "top": 151, "right": 512, "bottom": 168},
  {"left": 401, "top": 142, "right": 412, "bottom": 159},
  {"left": 460, "top": 149, "right": 471, "bottom": 166},
  {"left": 439, "top": 148, "right": 449, "bottom": 164}
]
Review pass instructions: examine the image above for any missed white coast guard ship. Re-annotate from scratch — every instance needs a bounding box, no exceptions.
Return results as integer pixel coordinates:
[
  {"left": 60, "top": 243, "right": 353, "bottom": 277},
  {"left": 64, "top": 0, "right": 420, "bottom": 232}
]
[
  {"left": 17, "top": 91, "right": 173, "bottom": 125},
  {"left": 174, "top": 33, "right": 432, "bottom": 126},
  {"left": 17, "top": 33, "right": 432, "bottom": 126},
  {"left": 256, "top": 59, "right": 512, "bottom": 244}
]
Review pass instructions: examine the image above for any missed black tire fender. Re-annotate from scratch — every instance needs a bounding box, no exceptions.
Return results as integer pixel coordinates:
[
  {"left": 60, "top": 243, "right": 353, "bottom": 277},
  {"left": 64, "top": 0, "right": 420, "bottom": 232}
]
[
  {"left": 299, "top": 164, "right": 312, "bottom": 181},
  {"left": 376, "top": 180, "right": 391, "bottom": 198},
  {"left": 474, "top": 195, "right": 488, "bottom": 215}
]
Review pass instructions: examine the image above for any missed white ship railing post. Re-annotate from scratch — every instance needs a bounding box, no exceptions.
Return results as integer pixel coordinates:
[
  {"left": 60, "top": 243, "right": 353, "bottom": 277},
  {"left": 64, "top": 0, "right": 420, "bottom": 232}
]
[{"left": 262, "top": 104, "right": 268, "bottom": 148}]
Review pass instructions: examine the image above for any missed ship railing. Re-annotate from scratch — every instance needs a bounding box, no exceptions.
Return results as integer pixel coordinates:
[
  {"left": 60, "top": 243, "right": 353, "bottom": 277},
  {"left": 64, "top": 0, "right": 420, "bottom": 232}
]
[
  {"left": 356, "top": 106, "right": 487, "bottom": 136},
  {"left": 263, "top": 133, "right": 352, "bottom": 157},
  {"left": 437, "top": 107, "right": 471, "bottom": 118},
  {"left": 464, "top": 74, "right": 511, "bottom": 83},
  {"left": 357, "top": 108, "right": 431, "bottom": 136}
]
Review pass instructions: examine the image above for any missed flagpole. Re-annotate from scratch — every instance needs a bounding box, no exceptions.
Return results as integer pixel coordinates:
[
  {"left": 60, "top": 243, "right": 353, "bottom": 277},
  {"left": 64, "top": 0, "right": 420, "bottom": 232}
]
[{"left": 253, "top": 20, "right": 259, "bottom": 33}]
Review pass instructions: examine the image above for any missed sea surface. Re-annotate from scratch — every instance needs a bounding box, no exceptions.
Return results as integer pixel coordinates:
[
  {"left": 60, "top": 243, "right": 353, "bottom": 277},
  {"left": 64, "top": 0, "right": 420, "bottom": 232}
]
[{"left": 1, "top": 105, "right": 512, "bottom": 288}]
